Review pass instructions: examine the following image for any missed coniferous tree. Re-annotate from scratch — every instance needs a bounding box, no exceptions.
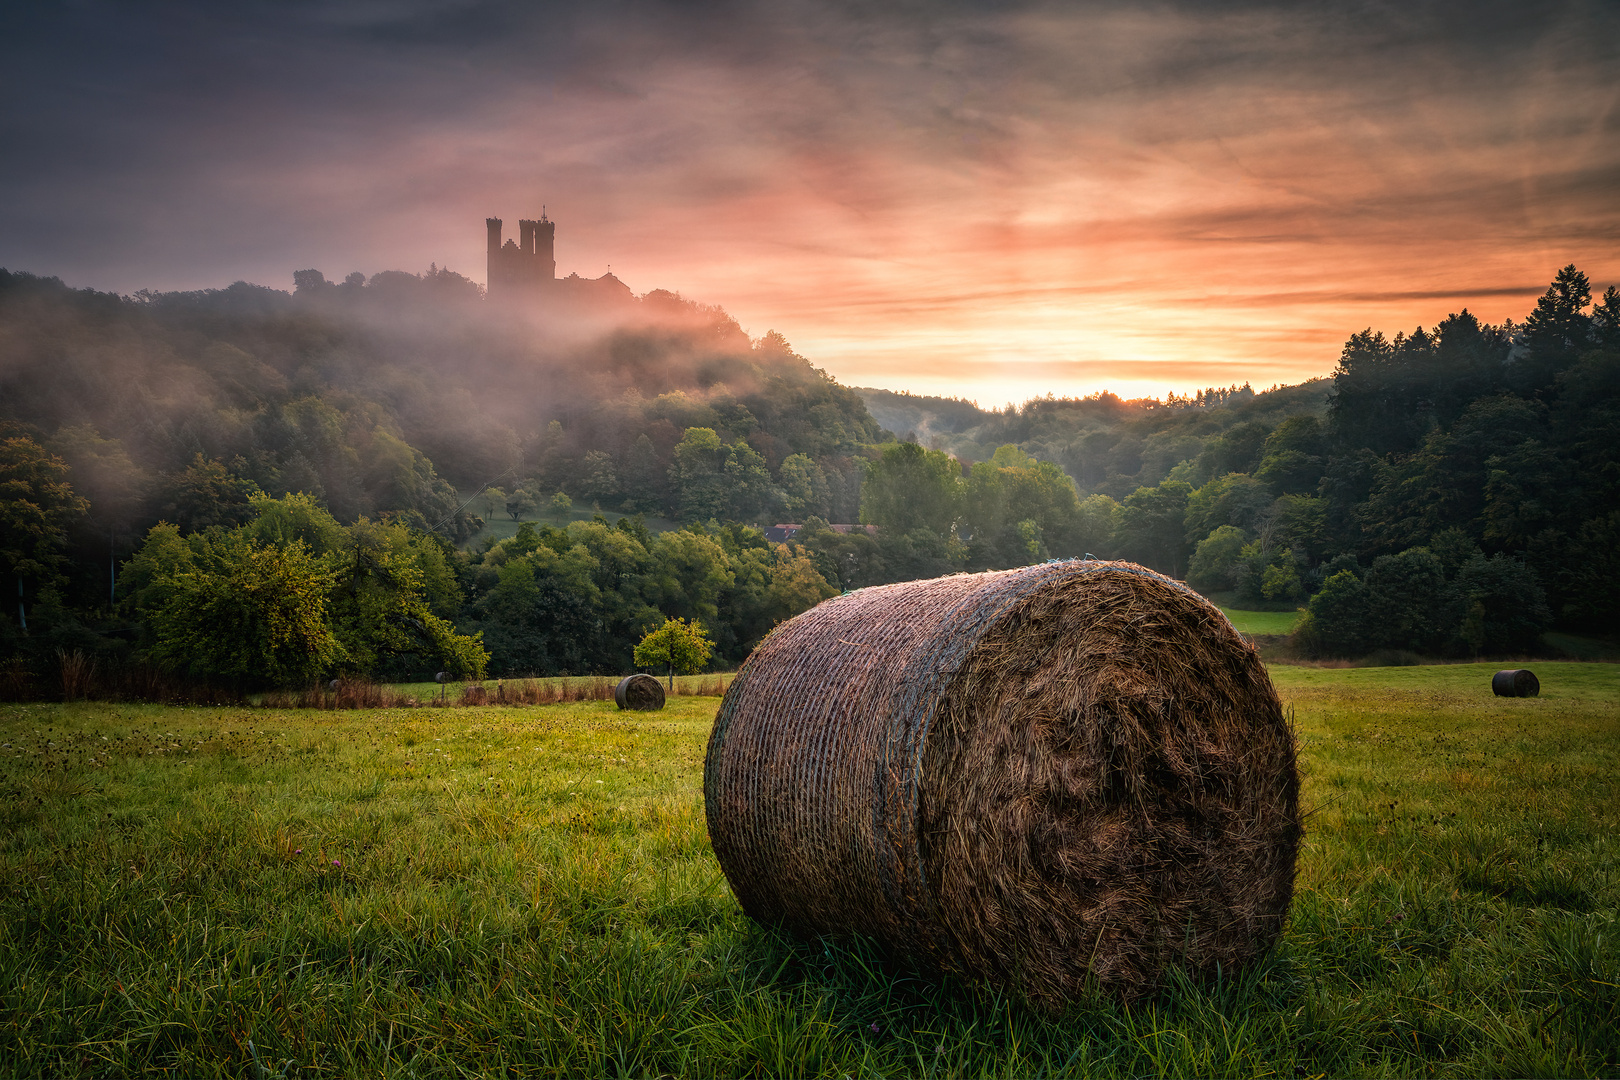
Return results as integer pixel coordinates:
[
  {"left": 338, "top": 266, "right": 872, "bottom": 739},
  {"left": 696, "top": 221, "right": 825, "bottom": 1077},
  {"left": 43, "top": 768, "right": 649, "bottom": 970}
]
[{"left": 1517, "top": 264, "right": 1593, "bottom": 390}]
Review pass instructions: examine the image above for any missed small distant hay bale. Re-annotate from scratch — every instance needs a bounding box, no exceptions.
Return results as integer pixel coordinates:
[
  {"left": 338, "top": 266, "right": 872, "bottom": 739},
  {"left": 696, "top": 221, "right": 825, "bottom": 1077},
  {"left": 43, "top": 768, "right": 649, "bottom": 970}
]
[
  {"left": 704, "top": 560, "right": 1300, "bottom": 1005},
  {"left": 1492, "top": 669, "right": 1540, "bottom": 697},
  {"left": 615, "top": 673, "right": 666, "bottom": 711}
]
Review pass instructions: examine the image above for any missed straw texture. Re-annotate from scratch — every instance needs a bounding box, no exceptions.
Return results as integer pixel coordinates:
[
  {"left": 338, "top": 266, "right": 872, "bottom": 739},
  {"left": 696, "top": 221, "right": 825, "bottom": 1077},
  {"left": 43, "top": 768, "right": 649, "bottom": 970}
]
[{"left": 704, "top": 560, "right": 1300, "bottom": 1005}]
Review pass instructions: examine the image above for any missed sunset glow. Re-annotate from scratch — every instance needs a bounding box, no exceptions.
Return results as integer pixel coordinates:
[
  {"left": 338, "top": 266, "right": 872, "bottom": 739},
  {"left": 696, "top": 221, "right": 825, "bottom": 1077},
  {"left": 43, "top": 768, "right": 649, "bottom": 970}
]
[{"left": 3, "top": 1, "right": 1616, "bottom": 404}]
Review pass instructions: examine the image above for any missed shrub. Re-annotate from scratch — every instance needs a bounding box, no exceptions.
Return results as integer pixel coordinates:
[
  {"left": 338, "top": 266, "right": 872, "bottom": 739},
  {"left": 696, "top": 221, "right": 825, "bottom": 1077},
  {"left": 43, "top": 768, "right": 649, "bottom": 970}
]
[
  {"left": 1452, "top": 553, "right": 1549, "bottom": 655},
  {"left": 1187, "top": 525, "right": 1248, "bottom": 590},
  {"left": 1362, "top": 548, "right": 1451, "bottom": 653},
  {"left": 1260, "top": 560, "right": 1304, "bottom": 602},
  {"left": 1301, "top": 570, "right": 1371, "bottom": 656}
]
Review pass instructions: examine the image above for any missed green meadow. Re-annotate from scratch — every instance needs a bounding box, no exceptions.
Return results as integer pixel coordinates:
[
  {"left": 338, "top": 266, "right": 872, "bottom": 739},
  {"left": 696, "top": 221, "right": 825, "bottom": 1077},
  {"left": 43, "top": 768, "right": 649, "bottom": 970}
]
[
  {"left": 1220, "top": 607, "right": 1307, "bottom": 636},
  {"left": 1, "top": 662, "right": 1615, "bottom": 1077}
]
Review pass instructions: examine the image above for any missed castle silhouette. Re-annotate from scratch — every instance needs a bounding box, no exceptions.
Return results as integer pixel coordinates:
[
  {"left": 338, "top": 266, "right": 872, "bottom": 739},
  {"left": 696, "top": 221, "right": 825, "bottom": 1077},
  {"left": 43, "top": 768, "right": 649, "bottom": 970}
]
[{"left": 486, "top": 212, "right": 630, "bottom": 305}]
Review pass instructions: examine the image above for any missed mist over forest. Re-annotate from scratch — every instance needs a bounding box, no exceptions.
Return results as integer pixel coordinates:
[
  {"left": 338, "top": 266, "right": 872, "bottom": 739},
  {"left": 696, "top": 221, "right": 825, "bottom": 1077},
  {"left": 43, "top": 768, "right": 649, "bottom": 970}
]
[{"left": 2, "top": 259, "right": 1616, "bottom": 691}]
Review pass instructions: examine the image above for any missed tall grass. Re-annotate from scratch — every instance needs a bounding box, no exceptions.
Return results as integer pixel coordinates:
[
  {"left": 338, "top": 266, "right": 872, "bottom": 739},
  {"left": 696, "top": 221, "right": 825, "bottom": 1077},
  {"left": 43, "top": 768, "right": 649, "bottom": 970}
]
[
  {"left": 56, "top": 649, "right": 96, "bottom": 701},
  {"left": 0, "top": 656, "right": 243, "bottom": 705},
  {"left": 255, "top": 673, "right": 734, "bottom": 710},
  {"left": 2, "top": 661, "right": 732, "bottom": 709},
  {"left": 0, "top": 662, "right": 1614, "bottom": 1076}
]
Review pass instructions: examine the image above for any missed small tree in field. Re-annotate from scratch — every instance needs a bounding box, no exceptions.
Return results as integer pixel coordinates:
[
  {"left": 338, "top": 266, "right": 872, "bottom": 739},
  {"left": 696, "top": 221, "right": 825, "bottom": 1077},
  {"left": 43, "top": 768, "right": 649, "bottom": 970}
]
[
  {"left": 633, "top": 617, "right": 713, "bottom": 691},
  {"left": 482, "top": 486, "right": 506, "bottom": 521},
  {"left": 547, "top": 491, "right": 573, "bottom": 523},
  {"left": 505, "top": 485, "right": 538, "bottom": 521}
]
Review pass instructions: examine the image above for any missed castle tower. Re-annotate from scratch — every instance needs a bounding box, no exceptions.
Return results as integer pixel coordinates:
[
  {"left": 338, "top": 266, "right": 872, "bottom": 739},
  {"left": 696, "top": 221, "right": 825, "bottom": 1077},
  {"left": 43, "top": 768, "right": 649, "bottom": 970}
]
[
  {"left": 485, "top": 211, "right": 556, "bottom": 299},
  {"left": 536, "top": 213, "right": 556, "bottom": 281},
  {"left": 518, "top": 219, "right": 540, "bottom": 287},
  {"left": 485, "top": 218, "right": 504, "bottom": 295}
]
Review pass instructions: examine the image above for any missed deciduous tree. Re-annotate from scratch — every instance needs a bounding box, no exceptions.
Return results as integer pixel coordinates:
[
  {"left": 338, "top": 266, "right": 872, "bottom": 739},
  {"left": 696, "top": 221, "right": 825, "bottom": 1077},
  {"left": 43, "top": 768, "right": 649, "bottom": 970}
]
[
  {"left": 0, "top": 435, "right": 88, "bottom": 632},
  {"left": 633, "top": 616, "right": 714, "bottom": 690},
  {"left": 860, "top": 442, "right": 962, "bottom": 535},
  {"left": 670, "top": 427, "right": 727, "bottom": 522},
  {"left": 145, "top": 533, "right": 345, "bottom": 688}
]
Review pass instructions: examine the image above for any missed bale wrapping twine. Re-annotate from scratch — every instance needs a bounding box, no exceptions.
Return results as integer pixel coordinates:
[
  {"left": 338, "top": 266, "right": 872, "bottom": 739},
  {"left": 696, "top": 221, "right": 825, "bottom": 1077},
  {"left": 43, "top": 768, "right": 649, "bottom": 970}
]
[
  {"left": 615, "top": 673, "right": 667, "bottom": 711},
  {"left": 704, "top": 560, "right": 1300, "bottom": 1005}
]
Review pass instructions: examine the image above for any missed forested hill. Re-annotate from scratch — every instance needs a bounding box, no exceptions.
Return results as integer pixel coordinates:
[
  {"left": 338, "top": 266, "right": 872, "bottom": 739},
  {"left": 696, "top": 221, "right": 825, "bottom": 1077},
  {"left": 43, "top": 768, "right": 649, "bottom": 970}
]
[
  {"left": 0, "top": 262, "right": 900, "bottom": 682},
  {"left": 854, "top": 266, "right": 1618, "bottom": 651},
  {"left": 0, "top": 266, "right": 883, "bottom": 541},
  {"left": 1, "top": 261, "right": 1616, "bottom": 687},
  {"left": 858, "top": 380, "right": 1334, "bottom": 500}
]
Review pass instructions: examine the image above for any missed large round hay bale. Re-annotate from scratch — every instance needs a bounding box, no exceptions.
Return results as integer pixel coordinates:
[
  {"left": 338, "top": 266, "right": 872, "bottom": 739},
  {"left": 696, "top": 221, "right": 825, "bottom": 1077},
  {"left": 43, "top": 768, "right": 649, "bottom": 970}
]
[
  {"left": 615, "top": 673, "right": 667, "bottom": 711},
  {"left": 1491, "top": 669, "right": 1539, "bottom": 697},
  {"left": 704, "top": 560, "right": 1300, "bottom": 1005}
]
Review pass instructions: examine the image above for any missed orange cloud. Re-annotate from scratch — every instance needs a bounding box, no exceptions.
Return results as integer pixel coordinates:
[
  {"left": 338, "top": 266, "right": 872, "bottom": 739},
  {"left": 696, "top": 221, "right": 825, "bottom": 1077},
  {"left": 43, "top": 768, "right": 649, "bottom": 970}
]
[{"left": 6, "top": 2, "right": 1617, "bottom": 405}]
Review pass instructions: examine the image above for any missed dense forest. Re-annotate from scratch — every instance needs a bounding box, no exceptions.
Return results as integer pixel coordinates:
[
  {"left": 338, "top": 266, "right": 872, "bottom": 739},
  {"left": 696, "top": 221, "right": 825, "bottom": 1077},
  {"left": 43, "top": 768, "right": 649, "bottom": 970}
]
[
  {"left": 860, "top": 265, "right": 1619, "bottom": 655},
  {"left": 1, "top": 261, "right": 1615, "bottom": 694},
  {"left": 0, "top": 263, "right": 882, "bottom": 686}
]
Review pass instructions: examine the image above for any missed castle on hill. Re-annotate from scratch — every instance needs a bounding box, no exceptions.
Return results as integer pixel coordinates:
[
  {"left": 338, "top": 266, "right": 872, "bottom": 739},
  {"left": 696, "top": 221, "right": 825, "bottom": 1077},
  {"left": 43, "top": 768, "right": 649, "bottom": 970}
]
[{"left": 486, "top": 212, "right": 631, "bottom": 306}]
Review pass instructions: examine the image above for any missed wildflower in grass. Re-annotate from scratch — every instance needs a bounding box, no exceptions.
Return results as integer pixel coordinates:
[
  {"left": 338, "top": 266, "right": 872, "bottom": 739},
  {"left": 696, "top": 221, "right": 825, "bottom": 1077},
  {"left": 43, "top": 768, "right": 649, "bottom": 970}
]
[
  {"left": 332, "top": 858, "right": 341, "bottom": 867},
  {"left": 869, "top": 1022, "right": 880, "bottom": 1034},
  {"left": 294, "top": 848, "right": 302, "bottom": 855}
]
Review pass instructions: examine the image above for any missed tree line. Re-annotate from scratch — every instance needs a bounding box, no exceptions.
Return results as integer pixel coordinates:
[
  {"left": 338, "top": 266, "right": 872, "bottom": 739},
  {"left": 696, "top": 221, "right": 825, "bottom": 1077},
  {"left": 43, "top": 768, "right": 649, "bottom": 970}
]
[
  {"left": 0, "top": 266, "right": 883, "bottom": 689},
  {"left": 2, "top": 262, "right": 1615, "bottom": 693},
  {"left": 862, "top": 265, "right": 1618, "bottom": 655}
]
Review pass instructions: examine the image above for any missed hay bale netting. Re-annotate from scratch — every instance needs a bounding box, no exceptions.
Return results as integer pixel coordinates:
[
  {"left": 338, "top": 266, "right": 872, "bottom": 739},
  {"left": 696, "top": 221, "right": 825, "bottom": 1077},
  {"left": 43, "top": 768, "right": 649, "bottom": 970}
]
[
  {"left": 1492, "top": 669, "right": 1540, "bottom": 697},
  {"left": 704, "top": 560, "right": 1301, "bottom": 1005},
  {"left": 615, "top": 673, "right": 667, "bottom": 711}
]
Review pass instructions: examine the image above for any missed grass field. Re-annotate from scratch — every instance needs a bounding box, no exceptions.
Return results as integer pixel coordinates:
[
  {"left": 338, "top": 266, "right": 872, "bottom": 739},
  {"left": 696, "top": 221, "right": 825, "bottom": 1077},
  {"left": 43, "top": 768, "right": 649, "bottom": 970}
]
[
  {"left": 1, "top": 662, "right": 1616, "bottom": 1077},
  {"left": 1221, "top": 607, "right": 1306, "bottom": 636},
  {"left": 1544, "top": 632, "right": 1620, "bottom": 662}
]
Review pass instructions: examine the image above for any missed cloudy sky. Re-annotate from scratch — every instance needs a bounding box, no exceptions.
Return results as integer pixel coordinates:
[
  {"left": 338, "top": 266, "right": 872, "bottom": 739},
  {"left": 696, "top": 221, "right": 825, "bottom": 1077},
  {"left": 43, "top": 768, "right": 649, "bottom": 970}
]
[{"left": 4, "top": 0, "right": 1617, "bottom": 404}]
